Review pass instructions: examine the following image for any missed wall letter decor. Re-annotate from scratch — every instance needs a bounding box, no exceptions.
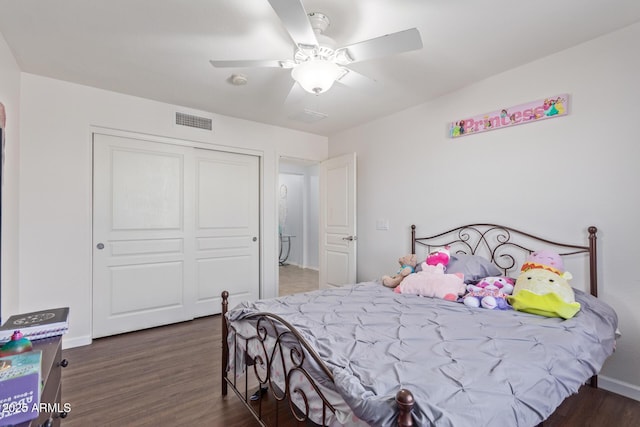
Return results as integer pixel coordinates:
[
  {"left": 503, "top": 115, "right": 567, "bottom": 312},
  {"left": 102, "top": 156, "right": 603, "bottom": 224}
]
[{"left": 449, "top": 94, "right": 569, "bottom": 138}]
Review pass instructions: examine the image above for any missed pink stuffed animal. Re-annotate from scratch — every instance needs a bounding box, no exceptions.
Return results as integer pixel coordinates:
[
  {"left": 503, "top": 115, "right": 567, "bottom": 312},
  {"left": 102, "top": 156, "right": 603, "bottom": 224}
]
[
  {"left": 426, "top": 247, "right": 450, "bottom": 268},
  {"left": 394, "top": 247, "right": 465, "bottom": 301}
]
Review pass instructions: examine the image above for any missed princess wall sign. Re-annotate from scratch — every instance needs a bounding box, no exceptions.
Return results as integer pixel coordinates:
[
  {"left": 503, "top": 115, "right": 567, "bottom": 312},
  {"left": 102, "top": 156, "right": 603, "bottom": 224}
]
[{"left": 449, "top": 94, "right": 569, "bottom": 138}]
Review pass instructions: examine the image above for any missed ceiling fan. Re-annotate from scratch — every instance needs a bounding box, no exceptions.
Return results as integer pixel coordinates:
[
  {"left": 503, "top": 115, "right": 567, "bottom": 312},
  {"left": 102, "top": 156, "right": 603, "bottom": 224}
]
[{"left": 210, "top": 0, "right": 423, "bottom": 97}]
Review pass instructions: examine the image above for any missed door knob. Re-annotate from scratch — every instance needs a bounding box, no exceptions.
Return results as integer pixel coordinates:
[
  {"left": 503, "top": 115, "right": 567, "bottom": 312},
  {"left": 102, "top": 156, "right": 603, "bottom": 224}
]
[
  {"left": 342, "top": 236, "right": 357, "bottom": 241},
  {"left": 96, "top": 243, "right": 104, "bottom": 249}
]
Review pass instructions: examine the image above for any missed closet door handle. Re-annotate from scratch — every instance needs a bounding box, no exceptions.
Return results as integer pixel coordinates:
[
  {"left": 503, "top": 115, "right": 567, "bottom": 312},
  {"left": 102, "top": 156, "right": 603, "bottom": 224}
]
[{"left": 342, "top": 236, "right": 357, "bottom": 241}]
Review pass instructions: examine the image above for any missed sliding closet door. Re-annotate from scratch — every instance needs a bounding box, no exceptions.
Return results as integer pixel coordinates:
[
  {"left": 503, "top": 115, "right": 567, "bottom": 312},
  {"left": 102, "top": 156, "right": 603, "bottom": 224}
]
[
  {"left": 93, "top": 134, "right": 193, "bottom": 338},
  {"left": 92, "top": 133, "right": 259, "bottom": 338},
  {"left": 192, "top": 148, "right": 259, "bottom": 317}
]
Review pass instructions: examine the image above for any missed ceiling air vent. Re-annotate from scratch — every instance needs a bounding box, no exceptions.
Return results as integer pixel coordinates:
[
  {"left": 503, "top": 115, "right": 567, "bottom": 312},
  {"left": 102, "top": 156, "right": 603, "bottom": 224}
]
[
  {"left": 288, "top": 109, "right": 328, "bottom": 123},
  {"left": 175, "top": 112, "right": 212, "bottom": 130}
]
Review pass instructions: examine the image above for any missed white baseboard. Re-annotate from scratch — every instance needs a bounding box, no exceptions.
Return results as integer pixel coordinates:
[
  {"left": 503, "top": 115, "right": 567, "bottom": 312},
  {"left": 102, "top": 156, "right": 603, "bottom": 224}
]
[
  {"left": 280, "top": 261, "right": 300, "bottom": 267},
  {"left": 281, "top": 262, "right": 319, "bottom": 271},
  {"left": 599, "top": 375, "right": 640, "bottom": 402},
  {"left": 61, "top": 334, "right": 92, "bottom": 350}
]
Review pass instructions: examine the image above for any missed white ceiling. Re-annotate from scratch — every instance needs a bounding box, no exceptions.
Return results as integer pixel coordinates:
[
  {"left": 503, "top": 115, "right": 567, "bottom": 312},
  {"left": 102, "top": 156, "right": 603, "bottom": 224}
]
[{"left": 1, "top": 0, "right": 639, "bottom": 136}]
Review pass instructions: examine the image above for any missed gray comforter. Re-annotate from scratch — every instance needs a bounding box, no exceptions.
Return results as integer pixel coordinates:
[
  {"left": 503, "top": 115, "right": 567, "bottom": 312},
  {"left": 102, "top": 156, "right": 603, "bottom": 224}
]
[{"left": 227, "top": 281, "right": 618, "bottom": 426}]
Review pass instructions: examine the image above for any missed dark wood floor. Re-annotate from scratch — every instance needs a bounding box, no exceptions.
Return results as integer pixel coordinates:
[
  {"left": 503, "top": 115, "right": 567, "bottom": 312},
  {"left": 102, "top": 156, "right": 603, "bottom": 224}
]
[
  {"left": 59, "top": 269, "right": 640, "bottom": 426},
  {"left": 61, "top": 314, "right": 255, "bottom": 426}
]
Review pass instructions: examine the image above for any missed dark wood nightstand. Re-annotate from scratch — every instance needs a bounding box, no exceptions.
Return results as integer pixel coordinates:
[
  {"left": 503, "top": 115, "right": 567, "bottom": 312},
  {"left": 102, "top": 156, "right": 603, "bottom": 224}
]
[{"left": 16, "top": 336, "right": 68, "bottom": 427}]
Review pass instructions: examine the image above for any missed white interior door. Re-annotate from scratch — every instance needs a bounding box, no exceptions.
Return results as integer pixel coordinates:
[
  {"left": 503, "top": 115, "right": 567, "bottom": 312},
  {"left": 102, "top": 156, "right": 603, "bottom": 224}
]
[
  {"left": 93, "top": 133, "right": 260, "bottom": 338},
  {"left": 192, "top": 148, "right": 259, "bottom": 317},
  {"left": 319, "top": 153, "right": 357, "bottom": 288}
]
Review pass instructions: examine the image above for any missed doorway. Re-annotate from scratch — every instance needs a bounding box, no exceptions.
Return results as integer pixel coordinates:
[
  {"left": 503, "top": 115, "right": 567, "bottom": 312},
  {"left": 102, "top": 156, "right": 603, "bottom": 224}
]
[{"left": 278, "top": 157, "right": 319, "bottom": 296}]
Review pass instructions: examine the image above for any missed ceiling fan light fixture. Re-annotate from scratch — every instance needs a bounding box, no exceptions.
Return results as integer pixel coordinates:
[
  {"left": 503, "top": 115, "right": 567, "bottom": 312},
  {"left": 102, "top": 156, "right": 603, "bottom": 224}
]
[{"left": 291, "top": 60, "right": 342, "bottom": 94}]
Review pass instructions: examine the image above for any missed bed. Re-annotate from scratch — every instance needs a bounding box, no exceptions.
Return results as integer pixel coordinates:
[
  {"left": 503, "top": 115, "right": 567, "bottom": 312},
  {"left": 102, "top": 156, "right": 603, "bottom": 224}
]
[{"left": 221, "top": 223, "right": 618, "bottom": 426}]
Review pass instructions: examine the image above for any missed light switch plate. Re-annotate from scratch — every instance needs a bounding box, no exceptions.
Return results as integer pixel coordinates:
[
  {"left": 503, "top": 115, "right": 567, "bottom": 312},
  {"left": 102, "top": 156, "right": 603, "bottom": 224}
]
[{"left": 376, "top": 219, "right": 390, "bottom": 231}]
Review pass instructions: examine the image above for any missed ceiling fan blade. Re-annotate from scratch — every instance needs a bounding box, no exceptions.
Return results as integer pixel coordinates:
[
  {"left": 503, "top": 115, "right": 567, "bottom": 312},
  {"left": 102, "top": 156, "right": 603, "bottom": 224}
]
[
  {"left": 267, "top": 0, "right": 318, "bottom": 48},
  {"left": 209, "top": 59, "right": 284, "bottom": 68},
  {"left": 336, "top": 68, "right": 377, "bottom": 91},
  {"left": 336, "top": 28, "right": 423, "bottom": 64}
]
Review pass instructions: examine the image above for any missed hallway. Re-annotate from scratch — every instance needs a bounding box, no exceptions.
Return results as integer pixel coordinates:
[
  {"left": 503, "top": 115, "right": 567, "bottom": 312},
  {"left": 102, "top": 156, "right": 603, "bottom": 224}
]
[{"left": 278, "top": 264, "right": 318, "bottom": 296}]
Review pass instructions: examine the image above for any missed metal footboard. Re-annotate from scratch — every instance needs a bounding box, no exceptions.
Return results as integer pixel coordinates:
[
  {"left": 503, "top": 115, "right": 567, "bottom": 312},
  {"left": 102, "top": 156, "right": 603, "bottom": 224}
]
[{"left": 221, "top": 290, "right": 416, "bottom": 426}]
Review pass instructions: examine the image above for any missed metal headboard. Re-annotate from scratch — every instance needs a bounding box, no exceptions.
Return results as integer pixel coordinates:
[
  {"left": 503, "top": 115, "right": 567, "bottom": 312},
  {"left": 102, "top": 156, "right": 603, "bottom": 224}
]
[{"left": 410, "top": 224, "right": 598, "bottom": 297}]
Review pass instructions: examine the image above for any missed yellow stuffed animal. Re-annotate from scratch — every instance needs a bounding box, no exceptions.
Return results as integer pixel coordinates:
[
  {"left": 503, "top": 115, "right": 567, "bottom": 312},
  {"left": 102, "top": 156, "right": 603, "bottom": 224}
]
[{"left": 508, "top": 250, "right": 581, "bottom": 319}]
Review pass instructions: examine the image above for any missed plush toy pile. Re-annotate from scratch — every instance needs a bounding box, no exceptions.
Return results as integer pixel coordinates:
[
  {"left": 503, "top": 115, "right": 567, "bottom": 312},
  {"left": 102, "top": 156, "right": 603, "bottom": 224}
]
[
  {"left": 383, "top": 248, "right": 581, "bottom": 319},
  {"left": 462, "top": 276, "right": 515, "bottom": 310}
]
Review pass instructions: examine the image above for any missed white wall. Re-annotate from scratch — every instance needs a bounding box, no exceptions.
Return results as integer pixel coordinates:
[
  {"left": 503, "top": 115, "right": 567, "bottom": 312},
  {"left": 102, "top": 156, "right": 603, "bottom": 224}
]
[
  {"left": 307, "top": 166, "right": 320, "bottom": 269},
  {"left": 329, "top": 23, "right": 640, "bottom": 399},
  {"left": 0, "top": 32, "right": 21, "bottom": 321},
  {"left": 16, "top": 73, "right": 327, "bottom": 348}
]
